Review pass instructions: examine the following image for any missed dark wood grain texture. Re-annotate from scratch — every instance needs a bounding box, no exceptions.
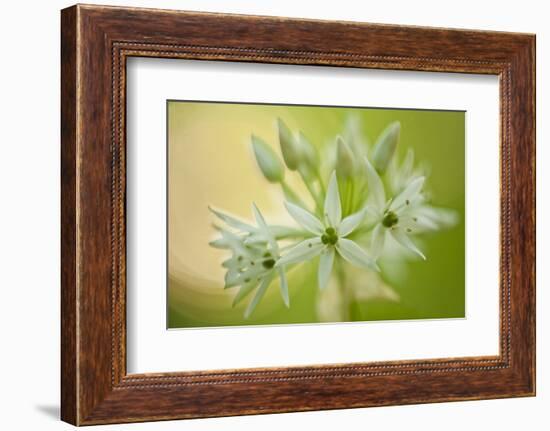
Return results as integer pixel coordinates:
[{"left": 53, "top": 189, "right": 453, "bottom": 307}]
[
  {"left": 60, "top": 5, "right": 78, "bottom": 425},
  {"left": 60, "top": 4, "right": 535, "bottom": 425}
]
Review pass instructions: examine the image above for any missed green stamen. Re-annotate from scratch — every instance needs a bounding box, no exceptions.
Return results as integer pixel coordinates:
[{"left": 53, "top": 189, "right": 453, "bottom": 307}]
[
  {"left": 382, "top": 211, "right": 399, "bottom": 228},
  {"left": 321, "top": 227, "right": 338, "bottom": 245},
  {"left": 262, "top": 258, "right": 275, "bottom": 269}
]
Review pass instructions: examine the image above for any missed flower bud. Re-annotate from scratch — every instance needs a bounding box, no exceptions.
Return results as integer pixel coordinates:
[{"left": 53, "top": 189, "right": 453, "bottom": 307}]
[
  {"left": 277, "top": 118, "right": 300, "bottom": 170},
  {"left": 343, "top": 115, "right": 369, "bottom": 158},
  {"left": 335, "top": 136, "right": 355, "bottom": 178},
  {"left": 372, "top": 121, "right": 400, "bottom": 174},
  {"left": 298, "top": 132, "right": 319, "bottom": 170},
  {"left": 251, "top": 135, "right": 285, "bottom": 183}
]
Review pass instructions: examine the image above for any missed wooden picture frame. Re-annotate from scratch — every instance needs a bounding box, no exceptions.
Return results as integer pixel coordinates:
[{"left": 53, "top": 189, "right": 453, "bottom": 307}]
[{"left": 61, "top": 4, "right": 535, "bottom": 425}]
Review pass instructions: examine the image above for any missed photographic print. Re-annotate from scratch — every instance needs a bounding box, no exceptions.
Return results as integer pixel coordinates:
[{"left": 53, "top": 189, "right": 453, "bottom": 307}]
[{"left": 167, "top": 101, "right": 465, "bottom": 329}]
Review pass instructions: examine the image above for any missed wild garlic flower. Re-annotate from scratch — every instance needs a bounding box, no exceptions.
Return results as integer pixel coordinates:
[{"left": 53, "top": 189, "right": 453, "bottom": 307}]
[
  {"left": 277, "top": 171, "right": 379, "bottom": 290},
  {"left": 365, "top": 157, "right": 428, "bottom": 260},
  {"left": 209, "top": 204, "right": 289, "bottom": 318},
  {"left": 386, "top": 149, "right": 458, "bottom": 232}
]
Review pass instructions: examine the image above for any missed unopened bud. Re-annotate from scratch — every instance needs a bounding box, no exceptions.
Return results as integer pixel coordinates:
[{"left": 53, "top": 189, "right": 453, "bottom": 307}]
[
  {"left": 372, "top": 121, "right": 400, "bottom": 174},
  {"left": 251, "top": 135, "right": 285, "bottom": 183},
  {"left": 277, "top": 118, "right": 300, "bottom": 170},
  {"left": 336, "top": 136, "right": 355, "bottom": 178}
]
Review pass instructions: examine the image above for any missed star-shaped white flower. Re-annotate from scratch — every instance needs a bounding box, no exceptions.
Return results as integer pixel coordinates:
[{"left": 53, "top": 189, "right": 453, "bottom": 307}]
[
  {"left": 364, "top": 156, "right": 427, "bottom": 260},
  {"left": 387, "top": 149, "right": 459, "bottom": 233},
  {"left": 277, "top": 171, "right": 379, "bottom": 290},
  {"left": 209, "top": 204, "right": 289, "bottom": 318}
]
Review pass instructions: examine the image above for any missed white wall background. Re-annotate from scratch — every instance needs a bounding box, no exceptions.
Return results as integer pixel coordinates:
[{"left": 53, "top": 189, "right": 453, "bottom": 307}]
[{"left": 0, "top": 0, "right": 546, "bottom": 429}]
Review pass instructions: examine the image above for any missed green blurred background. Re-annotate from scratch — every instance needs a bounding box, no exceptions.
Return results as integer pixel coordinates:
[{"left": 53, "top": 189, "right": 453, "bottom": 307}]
[{"left": 167, "top": 101, "right": 465, "bottom": 328}]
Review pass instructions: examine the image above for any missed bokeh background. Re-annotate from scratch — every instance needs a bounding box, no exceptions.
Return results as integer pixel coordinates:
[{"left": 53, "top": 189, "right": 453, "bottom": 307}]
[{"left": 168, "top": 101, "right": 465, "bottom": 328}]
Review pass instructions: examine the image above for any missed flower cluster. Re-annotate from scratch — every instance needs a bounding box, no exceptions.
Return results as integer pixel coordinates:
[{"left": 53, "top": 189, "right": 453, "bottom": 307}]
[{"left": 210, "top": 116, "right": 458, "bottom": 318}]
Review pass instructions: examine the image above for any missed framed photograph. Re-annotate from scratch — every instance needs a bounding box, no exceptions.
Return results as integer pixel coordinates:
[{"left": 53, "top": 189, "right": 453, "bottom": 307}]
[
  {"left": 166, "top": 101, "right": 466, "bottom": 328},
  {"left": 61, "top": 4, "right": 535, "bottom": 425}
]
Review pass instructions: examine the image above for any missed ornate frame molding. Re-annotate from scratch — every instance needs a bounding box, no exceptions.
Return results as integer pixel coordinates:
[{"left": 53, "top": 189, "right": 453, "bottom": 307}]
[{"left": 61, "top": 5, "right": 535, "bottom": 425}]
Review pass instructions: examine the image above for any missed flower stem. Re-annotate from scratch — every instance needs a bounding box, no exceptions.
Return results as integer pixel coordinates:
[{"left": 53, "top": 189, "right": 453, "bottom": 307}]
[
  {"left": 281, "top": 180, "right": 309, "bottom": 210},
  {"left": 299, "top": 170, "right": 323, "bottom": 213},
  {"left": 316, "top": 171, "right": 326, "bottom": 196},
  {"left": 336, "top": 257, "right": 351, "bottom": 321}
]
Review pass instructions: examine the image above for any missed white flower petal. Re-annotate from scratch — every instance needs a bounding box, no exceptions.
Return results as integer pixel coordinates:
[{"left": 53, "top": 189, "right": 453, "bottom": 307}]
[
  {"left": 209, "top": 237, "right": 232, "bottom": 249},
  {"left": 243, "top": 234, "right": 269, "bottom": 245},
  {"left": 244, "top": 273, "right": 274, "bottom": 319},
  {"left": 318, "top": 247, "right": 335, "bottom": 291},
  {"left": 336, "top": 238, "right": 380, "bottom": 271},
  {"left": 225, "top": 268, "right": 241, "bottom": 288},
  {"left": 209, "top": 206, "right": 257, "bottom": 232},
  {"left": 364, "top": 157, "right": 386, "bottom": 210},
  {"left": 338, "top": 207, "right": 367, "bottom": 237},
  {"left": 364, "top": 204, "right": 383, "bottom": 221},
  {"left": 276, "top": 238, "right": 324, "bottom": 267},
  {"left": 416, "top": 206, "right": 459, "bottom": 229},
  {"left": 389, "top": 176, "right": 425, "bottom": 213},
  {"left": 414, "top": 216, "right": 439, "bottom": 231},
  {"left": 252, "top": 202, "right": 268, "bottom": 229},
  {"left": 371, "top": 223, "right": 386, "bottom": 259},
  {"left": 232, "top": 280, "right": 260, "bottom": 306},
  {"left": 399, "top": 213, "right": 438, "bottom": 232},
  {"left": 222, "top": 256, "right": 242, "bottom": 269},
  {"left": 390, "top": 227, "right": 426, "bottom": 260},
  {"left": 400, "top": 149, "right": 415, "bottom": 184},
  {"left": 251, "top": 203, "right": 278, "bottom": 250},
  {"left": 209, "top": 228, "right": 245, "bottom": 250},
  {"left": 232, "top": 265, "right": 266, "bottom": 286},
  {"left": 324, "top": 171, "right": 342, "bottom": 227},
  {"left": 284, "top": 201, "right": 324, "bottom": 235},
  {"left": 278, "top": 268, "right": 289, "bottom": 307}
]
